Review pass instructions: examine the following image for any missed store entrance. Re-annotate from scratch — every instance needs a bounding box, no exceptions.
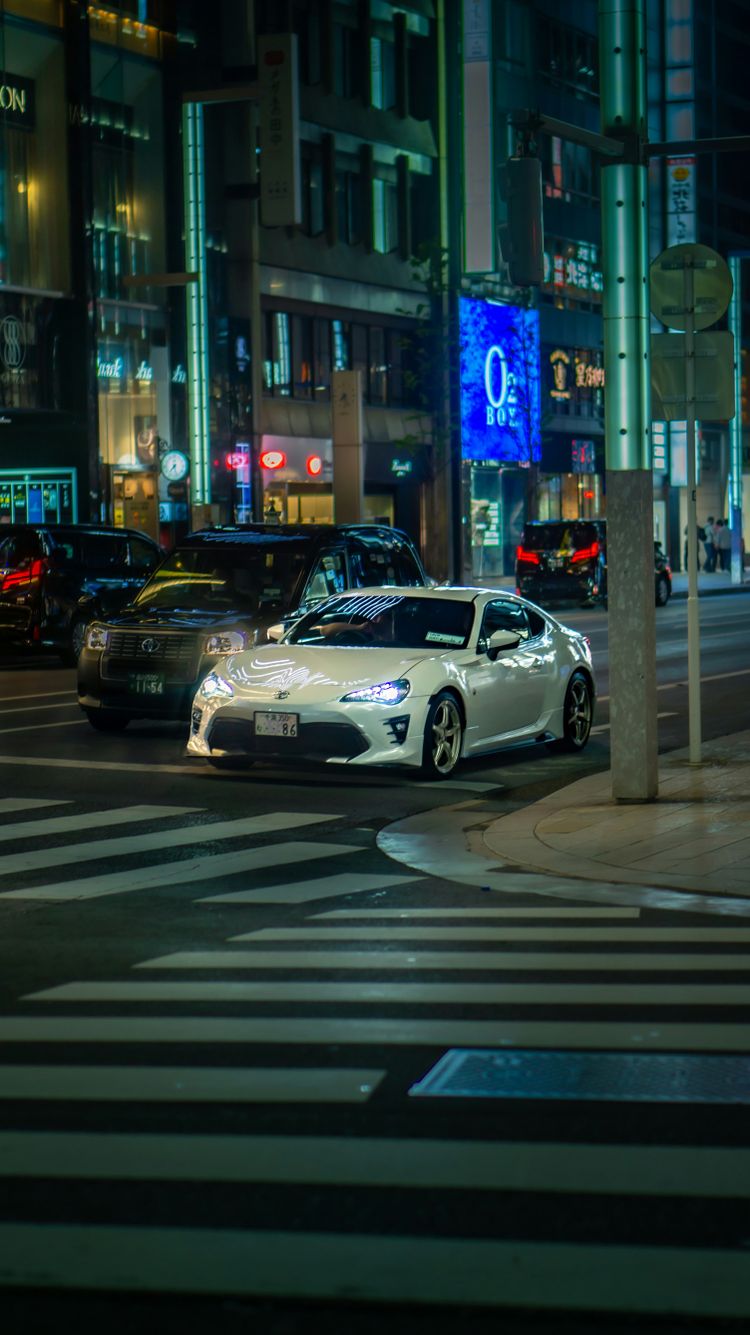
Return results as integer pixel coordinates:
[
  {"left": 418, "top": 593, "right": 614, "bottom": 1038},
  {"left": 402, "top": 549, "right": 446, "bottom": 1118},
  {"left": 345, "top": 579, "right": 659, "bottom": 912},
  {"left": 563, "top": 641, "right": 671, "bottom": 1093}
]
[{"left": 113, "top": 471, "right": 159, "bottom": 540}]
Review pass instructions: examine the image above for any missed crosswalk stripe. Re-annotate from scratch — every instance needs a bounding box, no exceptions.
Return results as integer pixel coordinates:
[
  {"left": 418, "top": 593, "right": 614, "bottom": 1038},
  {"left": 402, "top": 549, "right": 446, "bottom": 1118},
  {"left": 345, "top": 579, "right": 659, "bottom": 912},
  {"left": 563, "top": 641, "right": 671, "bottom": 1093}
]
[
  {"left": 1, "top": 1224, "right": 747, "bottom": 1314},
  {"left": 313, "top": 907, "right": 643, "bottom": 920},
  {"left": 0, "top": 718, "right": 87, "bottom": 735},
  {"left": 135, "top": 949, "right": 750, "bottom": 973},
  {"left": 0, "top": 1065, "right": 382, "bottom": 1104},
  {"left": 0, "top": 811, "right": 339, "bottom": 880},
  {"left": 24, "top": 980, "right": 750, "bottom": 1006},
  {"left": 0, "top": 1015, "right": 747, "bottom": 1051},
  {"left": 0, "top": 701, "right": 81, "bottom": 714},
  {"left": 0, "top": 803, "right": 200, "bottom": 845},
  {"left": 0, "top": 690, "right": 76, "bottom": 703},
  {"left": 0, "top": 798, "right": 71, "bottom": 814},
  {"left": 232, "top": 926, "right": 750, "bottom": 943},
  {"left": 1, "top": 1131, "right": 747, "bottom": 1197},
  {"left": 198, "top": 872, "right": 424, "bottom": 905},
  {"left": 0, "top": 841, "right": 362, "bottom": 903},
  {"left": 0, "top": 754, "right": 206, "bottom": 775}
]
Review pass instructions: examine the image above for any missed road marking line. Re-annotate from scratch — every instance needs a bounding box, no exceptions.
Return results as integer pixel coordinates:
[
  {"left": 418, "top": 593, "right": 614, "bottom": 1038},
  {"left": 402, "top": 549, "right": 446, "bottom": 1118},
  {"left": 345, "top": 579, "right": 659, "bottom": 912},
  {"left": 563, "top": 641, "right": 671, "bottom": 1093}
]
[
  {"left": 0, "top": 1065, "right": 382, "bottom": 1104},
  {"left": 1, "top": 1224, "right": 748, "bottom": 1314},
  {"left": 0, "top": 701, "right": 81, "bottom": 715},
  {"left": 0, "top": 804, "right": 200, "bottom": 845},
  {"left": 232, "top": 925, "right": 750, "bottom": 944},
  {"left": 25, "top": 980, "right": 750, "bottom": 1006},
  {"left": 134, "top": 949, "right": 750, "bottom": 973},
  {"left": 409, "top": 779, "right": 504, "bottom": 793},
  {"left": 593, "top": 711, "right": 677, "bottom": 735},
  {"left": 198, "top": 872, "right": 424, "bottom": 906},
  {"left": 0, "top": 691, "right": 76, "bottom": 703},
  {"left": 314, "top": 907, "right": 642, "bottom": 920},
  {"left": 1, "top": 1131, "right": 747, "bottom": 1197},
  {"left": 0, "top": 798, "right": 71, "bottom": 814},
  {"left": 0, "top": 754, "right": 203, "bottom": 774},
  {"left": 0, "top": 1015, "right": 747, "bottom": 1052},
  {"left": 598, "top": 667, "right": 750, "bottom": 702},
  {"left": 0, "top": 842, "right": 362, "bottom": 902},
  {"left": 0, "top": 811, "right": 338, "bottom": 879},
  {"left": 0, "top": 719, "right": 87, "bottom": 735}
]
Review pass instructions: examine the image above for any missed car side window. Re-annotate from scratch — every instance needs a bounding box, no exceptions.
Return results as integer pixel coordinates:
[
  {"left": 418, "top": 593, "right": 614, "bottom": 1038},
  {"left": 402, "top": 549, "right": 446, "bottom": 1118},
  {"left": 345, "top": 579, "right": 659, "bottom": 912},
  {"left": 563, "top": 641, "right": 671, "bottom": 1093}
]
[
  {"left": 81, "top": 533, "right": 128, "bottom": 567},
  {"left": 526, "top": 608, "right": 547, "bottom": 640},
  {"left": 477, "top": 599, "right": 530, "bottom": 653},
  {"left": 129, "top": 536, "right": 159, "bottom": 570},
  {"left": 349, "top": 539, "right": 399, "bottom": 587},
  {"left": 0, "top": 537, "right": 17, "bottom": 569},
  {"left": 303, "top": 549, "right": 347, "bottom": 605},
  {"left": 392, "top": 537, "right": 424, "bottom": 586}
]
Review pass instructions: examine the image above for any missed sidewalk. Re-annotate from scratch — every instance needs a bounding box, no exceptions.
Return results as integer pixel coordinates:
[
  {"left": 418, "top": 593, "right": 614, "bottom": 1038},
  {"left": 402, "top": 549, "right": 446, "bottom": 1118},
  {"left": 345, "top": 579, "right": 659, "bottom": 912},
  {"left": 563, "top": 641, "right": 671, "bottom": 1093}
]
[
  {"left": 483, "top": 731, "right": 750, "bottom": 899},
  {"left": 475, "top": 569, "right": 747, "bottom": 597}
]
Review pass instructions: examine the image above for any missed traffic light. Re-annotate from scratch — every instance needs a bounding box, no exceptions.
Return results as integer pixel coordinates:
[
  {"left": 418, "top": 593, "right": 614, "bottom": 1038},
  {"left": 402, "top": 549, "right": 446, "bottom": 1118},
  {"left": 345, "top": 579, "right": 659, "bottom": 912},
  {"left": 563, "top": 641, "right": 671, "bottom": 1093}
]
[{"left": 497, "top": 156, "right": 544, "bottom": 287}]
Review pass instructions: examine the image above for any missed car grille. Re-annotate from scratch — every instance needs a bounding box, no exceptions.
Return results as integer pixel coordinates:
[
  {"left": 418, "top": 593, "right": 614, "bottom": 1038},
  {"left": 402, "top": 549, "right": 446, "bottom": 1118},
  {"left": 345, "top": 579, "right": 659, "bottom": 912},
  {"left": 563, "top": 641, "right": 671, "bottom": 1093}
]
[
  {"left": 209, "top": 715, "right": 369, "bottom": 761},
  {"left": 102, "top": 631, "right": 199, "bottom": 685}
]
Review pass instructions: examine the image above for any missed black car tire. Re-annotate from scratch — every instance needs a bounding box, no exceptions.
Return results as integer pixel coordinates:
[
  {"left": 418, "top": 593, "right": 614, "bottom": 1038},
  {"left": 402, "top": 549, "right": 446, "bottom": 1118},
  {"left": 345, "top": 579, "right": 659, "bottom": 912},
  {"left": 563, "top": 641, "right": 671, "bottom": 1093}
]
[
  {"left": 208, "top": 755, "right": 255, "bottom": 771},
  {"left": 548, "top": 671, "right": 593, "bottom": 753},
  {"left": 421, "top": 691, "right": 463, "bottom": 780},
  {"left": 59, "top": 616, "right": 89, "bottom": 667},
  {"left": 656, "top": 574, "right": 670, "bottom": 607},
  {"left": 84, "top": 708, "right": 131, "bottom": 733}
]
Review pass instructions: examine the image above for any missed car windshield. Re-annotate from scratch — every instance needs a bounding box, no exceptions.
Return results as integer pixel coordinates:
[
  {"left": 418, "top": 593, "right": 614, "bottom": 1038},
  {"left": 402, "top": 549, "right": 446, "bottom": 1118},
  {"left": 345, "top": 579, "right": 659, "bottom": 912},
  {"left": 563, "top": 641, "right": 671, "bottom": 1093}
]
[
  {"left": 523, "top": 522, "right": 601, "bottom": 552},
  {"left": 133, "top": 539, "right": 311, "bottom": 612},
  {"left": 288, "top": 593, "right": 475, "bottom": 650}
]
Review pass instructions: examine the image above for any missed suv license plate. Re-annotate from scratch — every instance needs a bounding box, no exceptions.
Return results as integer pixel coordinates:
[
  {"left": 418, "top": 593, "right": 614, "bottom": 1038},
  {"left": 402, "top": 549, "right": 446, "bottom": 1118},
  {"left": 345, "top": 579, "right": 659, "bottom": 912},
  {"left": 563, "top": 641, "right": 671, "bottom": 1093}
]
[
  {"left": 129, "top": 672, "right": 165, "bottom": 696},
  {"left": 255, "top": 711, "right": 299, "bottom": 738}
]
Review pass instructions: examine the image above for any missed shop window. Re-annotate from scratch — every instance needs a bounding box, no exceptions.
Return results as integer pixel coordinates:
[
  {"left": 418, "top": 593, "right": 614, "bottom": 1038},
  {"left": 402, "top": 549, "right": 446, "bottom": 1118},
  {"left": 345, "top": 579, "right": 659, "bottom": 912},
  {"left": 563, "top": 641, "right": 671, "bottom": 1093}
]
[
  {"left": 536, "top": 17, "right": 598, "bottom": 98},
  {"left": 332, "top": 318, "right": 350, "bottom": 371},
  {"left": 291, "top": 315, "right": 313, "bottom": 399},
  {"left": 313, "top": 318, "right": 331, "bottom": 400},
  {"left": 0, "top": 20, "right": 69, "bottom": 291},
  {"left": 263, "top": 311, "right": 291, "bottom": 395},
  {"left": 351, "top": 323, "right": 368, "bottom": 385}
]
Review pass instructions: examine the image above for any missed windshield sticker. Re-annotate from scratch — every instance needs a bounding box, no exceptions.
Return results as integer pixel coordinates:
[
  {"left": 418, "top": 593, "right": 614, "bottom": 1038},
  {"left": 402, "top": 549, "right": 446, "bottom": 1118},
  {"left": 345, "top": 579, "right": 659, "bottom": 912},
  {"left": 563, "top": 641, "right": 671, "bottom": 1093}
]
[{"left": 425, "top": 631, "right": 465, "bottom": 645}]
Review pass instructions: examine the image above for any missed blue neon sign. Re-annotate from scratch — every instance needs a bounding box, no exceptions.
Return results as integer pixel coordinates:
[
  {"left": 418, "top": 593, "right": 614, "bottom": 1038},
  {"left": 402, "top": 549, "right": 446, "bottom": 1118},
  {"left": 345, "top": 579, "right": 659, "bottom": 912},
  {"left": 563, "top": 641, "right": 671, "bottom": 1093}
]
[{"left": 459, "top": 298, "right": 541, "bottom": 463}]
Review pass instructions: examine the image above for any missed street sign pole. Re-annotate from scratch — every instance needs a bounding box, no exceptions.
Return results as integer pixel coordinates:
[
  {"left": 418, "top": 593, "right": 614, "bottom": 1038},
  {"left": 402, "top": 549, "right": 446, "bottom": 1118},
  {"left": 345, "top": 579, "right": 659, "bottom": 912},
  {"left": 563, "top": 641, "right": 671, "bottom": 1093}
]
[
  {"left": 728, "top": 254, "right": 746, "bottom": 586},
  {"left": 683, "top": 259, "right": 702, "bottom": 763}
]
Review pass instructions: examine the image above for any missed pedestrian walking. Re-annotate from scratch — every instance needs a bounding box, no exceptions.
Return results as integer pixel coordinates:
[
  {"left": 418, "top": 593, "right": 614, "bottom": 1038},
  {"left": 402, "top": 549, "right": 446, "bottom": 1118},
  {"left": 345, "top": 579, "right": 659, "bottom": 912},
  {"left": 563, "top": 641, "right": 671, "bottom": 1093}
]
[
  {"left": 716, "top": 519, "right": 732, "bottom": 571},
  {"left": 703, "top": 517, "right": 716, "bottom": 571}
]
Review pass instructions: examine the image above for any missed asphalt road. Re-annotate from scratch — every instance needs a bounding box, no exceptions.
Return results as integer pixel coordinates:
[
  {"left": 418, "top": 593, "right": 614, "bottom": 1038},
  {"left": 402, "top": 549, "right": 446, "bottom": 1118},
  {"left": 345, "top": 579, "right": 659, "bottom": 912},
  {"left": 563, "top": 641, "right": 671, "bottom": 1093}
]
[{"left": 1, "top": 591, "right": 750, "bottom": 1335}]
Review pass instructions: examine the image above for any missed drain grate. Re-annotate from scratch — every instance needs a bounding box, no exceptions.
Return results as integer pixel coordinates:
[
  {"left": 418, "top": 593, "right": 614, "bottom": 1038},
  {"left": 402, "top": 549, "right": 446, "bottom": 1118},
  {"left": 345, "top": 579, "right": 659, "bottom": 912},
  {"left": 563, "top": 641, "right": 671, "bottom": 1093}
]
[{"left": 409, "top": 1049, "right": 750, "bottom": 1104}]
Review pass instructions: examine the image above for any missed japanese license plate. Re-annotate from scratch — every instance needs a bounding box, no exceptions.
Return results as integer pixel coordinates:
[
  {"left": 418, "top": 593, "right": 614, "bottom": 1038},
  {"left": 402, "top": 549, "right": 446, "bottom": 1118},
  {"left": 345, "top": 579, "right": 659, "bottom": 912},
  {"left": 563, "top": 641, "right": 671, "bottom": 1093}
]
[
  {"left": 254, "top": 711, "right": 299, "bottom": 738},
  {"left": 129, "top": 672, "right": 165, "bottom": 696}
]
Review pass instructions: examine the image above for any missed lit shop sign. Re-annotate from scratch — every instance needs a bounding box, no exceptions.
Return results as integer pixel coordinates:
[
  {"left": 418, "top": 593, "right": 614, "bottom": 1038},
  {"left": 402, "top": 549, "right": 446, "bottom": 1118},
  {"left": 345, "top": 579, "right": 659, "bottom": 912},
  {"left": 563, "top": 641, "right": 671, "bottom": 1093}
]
[
  {"left": 549, "top": 348, "right": 605, "bottom": 399},
  {"left": 0, "top": 73, "right": 35, "bottom": 130},
  {"left": 458, "top": 298, "right": 541, "bottom": 464},
  {"left": 652, "top": 421, "right": 668, "bottom": 474},
  {"left": 135, "top": 360, "right": 153, "bottom": 382},
  {"left": 550, "top": 349, "right": 571, "bottom": 400},
  {"left": 171, "top": 364, "right": 187, "bottom": 384},
  {"left": 391, "top": 458, "right": 413, "bottom": 477},
  {"left": 97, "top": 355, "right": 124, "bottom": 380},
  {"left": 571, "top": 439, "right": 596, "bottom": 473},
  {"left": 543, "top": 242, "right": 603, "bottom": 298}
]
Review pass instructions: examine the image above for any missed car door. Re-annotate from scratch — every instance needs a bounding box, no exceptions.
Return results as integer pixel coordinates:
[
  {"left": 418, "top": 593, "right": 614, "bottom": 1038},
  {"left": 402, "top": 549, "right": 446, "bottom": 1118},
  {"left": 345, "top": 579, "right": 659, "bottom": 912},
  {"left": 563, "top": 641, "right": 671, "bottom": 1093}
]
[
  {"left": 0, "top": 530, "right": 45, "bottom": 633},
  {"left": 78, "top": 531, "right": 132, "bottom": 615},
  {"left": 127, "top": 534, "right": 161, "bottom": 600},
  {"left": 465, "top": 598, "right": 552, "bottom": 748}
]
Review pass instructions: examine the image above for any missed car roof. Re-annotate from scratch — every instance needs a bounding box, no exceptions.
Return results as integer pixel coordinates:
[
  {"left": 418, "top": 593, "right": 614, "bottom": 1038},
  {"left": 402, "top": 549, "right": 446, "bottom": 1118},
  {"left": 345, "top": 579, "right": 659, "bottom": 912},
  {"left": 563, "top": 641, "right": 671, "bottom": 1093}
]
[
  {"left": 337, "top": 585, "right": 520, "bottom": 603},
  {"left": 180, "top": 523, "right": 414, "bottom": 546},
  {"left": 0, "top": 523, "right": 156, "bottom": 539}
]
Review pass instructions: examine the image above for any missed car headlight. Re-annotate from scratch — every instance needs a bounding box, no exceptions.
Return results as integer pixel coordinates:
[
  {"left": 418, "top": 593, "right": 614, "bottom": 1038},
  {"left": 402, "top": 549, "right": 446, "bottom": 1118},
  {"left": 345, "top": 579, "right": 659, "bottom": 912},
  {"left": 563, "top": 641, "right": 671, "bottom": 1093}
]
[
  {"left": 86, "top": 625, "right": 109, "bottom": 652},
  {"left": 340, "top": 679, "right": 411, "bottom": 705},
  {"left": 205, "top": 631, "right": 246, "bottom": 655},
  {"left": 198, "top": 671, "right": 234, "bottom": 700}
]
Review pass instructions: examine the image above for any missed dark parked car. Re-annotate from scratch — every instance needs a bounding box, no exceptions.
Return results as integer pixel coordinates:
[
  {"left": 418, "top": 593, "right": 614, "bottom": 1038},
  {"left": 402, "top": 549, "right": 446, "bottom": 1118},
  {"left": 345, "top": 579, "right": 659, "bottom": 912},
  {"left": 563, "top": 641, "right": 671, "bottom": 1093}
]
[
  {"left": 78, "top": 523, "right": 428, "bottom": 730},
  {"left": 515, "top": 519, "right": 672, "bottom": 608},
  {"left": 0, "top": 524, "right": 162, "bottom": 664}
]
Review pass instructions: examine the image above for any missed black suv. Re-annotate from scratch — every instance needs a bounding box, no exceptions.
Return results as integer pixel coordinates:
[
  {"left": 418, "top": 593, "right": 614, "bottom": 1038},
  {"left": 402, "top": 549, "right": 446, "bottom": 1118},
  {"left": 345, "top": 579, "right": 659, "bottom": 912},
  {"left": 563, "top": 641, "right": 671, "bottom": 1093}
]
[
  {"left": 516, "top": 519, "right": 672, "bottom": 608},
  {"left": 78, "top": 523, "right": 428, "bottom": 729},
  {"left": 0, "top": 524, "right": 162, "bottom": 664}
]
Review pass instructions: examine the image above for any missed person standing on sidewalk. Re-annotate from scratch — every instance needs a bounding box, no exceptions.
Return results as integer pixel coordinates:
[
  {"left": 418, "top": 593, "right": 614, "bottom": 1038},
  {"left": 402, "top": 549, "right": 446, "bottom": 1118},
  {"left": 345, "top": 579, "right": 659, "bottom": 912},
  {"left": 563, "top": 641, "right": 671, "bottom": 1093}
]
[
  {"left": 703, "top": 517, "right": 716, "bottom": 572},
  {"left": 716, "top": 519, "right": 732, "bottom": 571}
]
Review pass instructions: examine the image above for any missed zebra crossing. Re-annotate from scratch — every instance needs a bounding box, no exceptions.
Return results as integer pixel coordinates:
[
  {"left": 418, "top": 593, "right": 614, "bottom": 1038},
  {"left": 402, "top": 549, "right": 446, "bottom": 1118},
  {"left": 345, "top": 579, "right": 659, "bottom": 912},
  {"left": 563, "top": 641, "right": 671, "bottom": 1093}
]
[{"left": 1, "top": 793, "right": 750, "bottom": 1321}]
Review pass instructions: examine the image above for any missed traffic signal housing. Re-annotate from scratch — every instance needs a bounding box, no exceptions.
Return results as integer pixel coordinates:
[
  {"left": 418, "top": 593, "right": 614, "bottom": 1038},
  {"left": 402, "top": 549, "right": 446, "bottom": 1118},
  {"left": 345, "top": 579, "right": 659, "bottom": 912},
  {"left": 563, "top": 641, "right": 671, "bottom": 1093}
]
[{"left": 497, "top": 156, "right": 544, "bottom": 287}]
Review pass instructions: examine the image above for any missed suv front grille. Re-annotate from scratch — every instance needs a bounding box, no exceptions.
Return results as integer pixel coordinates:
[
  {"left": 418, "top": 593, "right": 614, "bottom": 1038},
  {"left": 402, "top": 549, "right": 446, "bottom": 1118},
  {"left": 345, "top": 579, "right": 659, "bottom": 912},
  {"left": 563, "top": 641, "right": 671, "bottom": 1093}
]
[{"left": 103, "top": 631, "right": 200, "bottom": 684}]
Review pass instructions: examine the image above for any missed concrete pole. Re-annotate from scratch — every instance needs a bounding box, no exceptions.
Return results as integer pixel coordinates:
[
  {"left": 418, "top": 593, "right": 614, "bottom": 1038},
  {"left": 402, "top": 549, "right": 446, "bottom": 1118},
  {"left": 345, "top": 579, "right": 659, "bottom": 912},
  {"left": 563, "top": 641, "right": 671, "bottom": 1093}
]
[
  {"left": 728, "top": 254, "right": 745, "bottom": 585},
  {"left": 599, "top": 0, "right": 658, "bottom": 801}
]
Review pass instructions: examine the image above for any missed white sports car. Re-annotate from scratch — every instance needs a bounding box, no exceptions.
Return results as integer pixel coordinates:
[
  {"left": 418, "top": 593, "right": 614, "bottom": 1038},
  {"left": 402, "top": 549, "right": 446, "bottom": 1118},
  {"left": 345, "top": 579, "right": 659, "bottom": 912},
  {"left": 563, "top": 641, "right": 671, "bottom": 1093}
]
[{"left": 187, "top": 587, "right": 595, "bottom": 779}]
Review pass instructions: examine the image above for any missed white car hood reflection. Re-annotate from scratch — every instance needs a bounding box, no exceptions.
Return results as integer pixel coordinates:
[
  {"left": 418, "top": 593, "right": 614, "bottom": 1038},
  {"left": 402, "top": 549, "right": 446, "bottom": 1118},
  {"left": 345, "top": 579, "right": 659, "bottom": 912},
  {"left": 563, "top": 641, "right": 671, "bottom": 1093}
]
[{"left": 226, "top": 644, "right": 426, "bottom": 705}]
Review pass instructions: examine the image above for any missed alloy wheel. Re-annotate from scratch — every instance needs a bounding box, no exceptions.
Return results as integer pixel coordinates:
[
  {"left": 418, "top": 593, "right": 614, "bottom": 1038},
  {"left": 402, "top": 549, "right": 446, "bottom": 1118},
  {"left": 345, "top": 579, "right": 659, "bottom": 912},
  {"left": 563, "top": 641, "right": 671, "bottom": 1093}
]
[
  {"left": 566, "top": 675, "right": 592, "bottom": 747},
  {"left": 430, "top": 697, "right": 462, "bottom": 774}
]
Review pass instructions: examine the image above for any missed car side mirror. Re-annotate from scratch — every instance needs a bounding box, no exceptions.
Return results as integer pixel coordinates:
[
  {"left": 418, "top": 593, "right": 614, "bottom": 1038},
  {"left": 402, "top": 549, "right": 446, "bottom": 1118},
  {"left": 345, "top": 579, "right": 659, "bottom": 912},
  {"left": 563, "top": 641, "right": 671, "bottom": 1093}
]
[
  {"left": 266, "top": 623, "right": 285, "bottom": 643},
  {"left": 487, "top": 629, "right": 521, "bottom": 660}
]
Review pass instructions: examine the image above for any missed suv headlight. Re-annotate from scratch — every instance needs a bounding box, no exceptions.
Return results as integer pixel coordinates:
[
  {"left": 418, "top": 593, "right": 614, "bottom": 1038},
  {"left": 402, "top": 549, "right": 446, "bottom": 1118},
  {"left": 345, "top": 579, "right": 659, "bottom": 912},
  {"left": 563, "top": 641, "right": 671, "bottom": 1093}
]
[
  {"left": 340, "top": 679, "right": 410, "bottom": 705},
  {"left": 199, "top": 671, "right": 234, "bottom": 700},
  {"left": 205, "top": 631, "right": 246, "bottom": 655},
  {"left": 86, "top": 625, "right": 109, "bottom": 652}
]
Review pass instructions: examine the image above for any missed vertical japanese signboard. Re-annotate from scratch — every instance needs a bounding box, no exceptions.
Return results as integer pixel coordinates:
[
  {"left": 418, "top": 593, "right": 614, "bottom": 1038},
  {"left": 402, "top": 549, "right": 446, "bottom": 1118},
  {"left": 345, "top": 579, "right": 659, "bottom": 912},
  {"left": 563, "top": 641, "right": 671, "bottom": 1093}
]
[
  {"left": 259, "top": 34, "right": 301, "bottom": 227},
  {"left": 462, "top": 1, "right": 493, "bottom": 273},
  {"left": 666, "top": 157, "right": 696, "bottom": 246}
]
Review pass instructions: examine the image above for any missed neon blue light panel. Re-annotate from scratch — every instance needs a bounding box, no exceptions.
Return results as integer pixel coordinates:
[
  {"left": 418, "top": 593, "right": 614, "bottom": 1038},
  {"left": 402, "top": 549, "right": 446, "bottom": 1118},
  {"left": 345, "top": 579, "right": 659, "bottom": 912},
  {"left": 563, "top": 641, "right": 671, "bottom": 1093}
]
[{"left": 459, "top": 298, "right": 541, "bottom": 463}]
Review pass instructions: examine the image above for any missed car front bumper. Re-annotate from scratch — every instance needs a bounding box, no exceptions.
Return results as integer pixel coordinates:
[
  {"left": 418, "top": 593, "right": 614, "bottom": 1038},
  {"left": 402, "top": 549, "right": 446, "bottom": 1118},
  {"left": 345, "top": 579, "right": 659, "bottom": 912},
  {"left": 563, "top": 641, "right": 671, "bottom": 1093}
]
[
  {"left": 78, "top": 645, "right": 222, "bottom": 720},
  {"left": 187, "top": 691, "right": 433, "bottom": 769}
]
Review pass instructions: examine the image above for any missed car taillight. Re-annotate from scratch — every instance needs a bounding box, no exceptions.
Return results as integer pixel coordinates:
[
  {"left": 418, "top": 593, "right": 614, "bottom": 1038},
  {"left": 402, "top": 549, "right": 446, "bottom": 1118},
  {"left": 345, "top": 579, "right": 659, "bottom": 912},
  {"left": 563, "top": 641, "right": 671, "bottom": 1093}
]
[
  {"left": 516, "top": 545, "right": 540, "bottom": 565},
  {"left": 2, "top": 557, "right": 46, "bottom": 592},
  {"left": 571, "top": 541, "right": 600, "bottom": 564}
]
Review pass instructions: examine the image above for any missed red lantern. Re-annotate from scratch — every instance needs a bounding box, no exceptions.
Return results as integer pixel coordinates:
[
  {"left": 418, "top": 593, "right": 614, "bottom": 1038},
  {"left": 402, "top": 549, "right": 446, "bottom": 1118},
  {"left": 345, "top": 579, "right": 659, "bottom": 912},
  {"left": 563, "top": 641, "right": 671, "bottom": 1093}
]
[
  {"left": 260, "top": 450, "right": 286, "bottom": 470},
  {"left": 306, "top": 454, "right": 323, "bottom": 477}
]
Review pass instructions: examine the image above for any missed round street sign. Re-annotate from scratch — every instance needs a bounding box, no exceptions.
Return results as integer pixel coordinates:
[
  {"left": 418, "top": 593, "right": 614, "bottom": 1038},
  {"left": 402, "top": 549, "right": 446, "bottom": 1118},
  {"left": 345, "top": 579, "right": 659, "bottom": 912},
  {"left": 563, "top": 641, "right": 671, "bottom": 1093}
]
[{"left": 650, "top": 243, "right": 732, "bottom": 331}]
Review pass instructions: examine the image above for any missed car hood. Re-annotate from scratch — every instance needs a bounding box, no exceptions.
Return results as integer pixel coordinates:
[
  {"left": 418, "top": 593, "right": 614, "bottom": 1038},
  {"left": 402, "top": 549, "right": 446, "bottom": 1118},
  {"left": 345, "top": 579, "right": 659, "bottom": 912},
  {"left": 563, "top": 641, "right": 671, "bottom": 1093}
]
[
  {"left": 100, "top": 607, "right": 262, "bottom": 633},
  {"left": 221, "top": 644, "right": 427, "bottom": 705}
]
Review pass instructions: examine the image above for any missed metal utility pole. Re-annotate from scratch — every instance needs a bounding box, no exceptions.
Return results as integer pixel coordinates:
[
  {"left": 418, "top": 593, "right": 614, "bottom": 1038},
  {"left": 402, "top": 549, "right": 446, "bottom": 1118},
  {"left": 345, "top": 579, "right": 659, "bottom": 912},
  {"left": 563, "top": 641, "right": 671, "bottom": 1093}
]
[
  {"left": 599, "top": 0, "right": 658, "bottom": 800},
  {"left": 728, "top": 252, "right": 748, "bottom": 586}
]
